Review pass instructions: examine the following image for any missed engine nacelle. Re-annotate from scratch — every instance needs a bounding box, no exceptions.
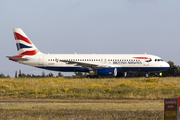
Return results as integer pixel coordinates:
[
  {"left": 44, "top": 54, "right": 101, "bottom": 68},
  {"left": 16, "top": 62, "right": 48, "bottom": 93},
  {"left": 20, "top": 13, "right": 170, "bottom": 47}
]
[{"left": 97, "top": 68, "right": 117, "bottom": 77}]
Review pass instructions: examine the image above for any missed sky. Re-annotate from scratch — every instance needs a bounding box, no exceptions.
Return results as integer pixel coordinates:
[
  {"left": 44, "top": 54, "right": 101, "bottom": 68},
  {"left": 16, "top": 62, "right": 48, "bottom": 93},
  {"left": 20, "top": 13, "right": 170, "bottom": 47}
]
[{"left": 0, "top": 0, "right": 180, "bottom": 77}]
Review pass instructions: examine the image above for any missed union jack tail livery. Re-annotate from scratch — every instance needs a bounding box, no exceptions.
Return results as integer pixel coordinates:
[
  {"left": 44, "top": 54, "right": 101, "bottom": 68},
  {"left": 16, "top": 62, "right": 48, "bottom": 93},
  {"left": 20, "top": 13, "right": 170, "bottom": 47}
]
[{"left": 13, "top": 28, "right": 40, "bottom": 55}]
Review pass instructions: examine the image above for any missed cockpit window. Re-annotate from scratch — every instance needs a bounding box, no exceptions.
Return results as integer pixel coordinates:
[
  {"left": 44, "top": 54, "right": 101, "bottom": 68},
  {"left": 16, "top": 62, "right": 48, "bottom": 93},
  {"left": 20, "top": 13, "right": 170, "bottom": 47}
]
[{"left": 155, "top": 59, "right": 163, "bottom": 62}]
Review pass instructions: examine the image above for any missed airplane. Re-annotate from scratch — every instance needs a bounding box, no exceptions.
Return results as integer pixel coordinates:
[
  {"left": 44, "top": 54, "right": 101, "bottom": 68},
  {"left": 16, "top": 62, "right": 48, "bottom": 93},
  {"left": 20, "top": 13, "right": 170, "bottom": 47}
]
[{"left": 7, "top": 28, "right": 170, "bottom": 78}]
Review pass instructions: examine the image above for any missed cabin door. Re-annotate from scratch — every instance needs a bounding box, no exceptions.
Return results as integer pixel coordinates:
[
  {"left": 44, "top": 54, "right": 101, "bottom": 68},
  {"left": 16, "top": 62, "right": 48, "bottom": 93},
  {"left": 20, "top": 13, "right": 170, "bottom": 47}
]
[{"left": 38, "top": 56, "right": 44, "bottom": 65}]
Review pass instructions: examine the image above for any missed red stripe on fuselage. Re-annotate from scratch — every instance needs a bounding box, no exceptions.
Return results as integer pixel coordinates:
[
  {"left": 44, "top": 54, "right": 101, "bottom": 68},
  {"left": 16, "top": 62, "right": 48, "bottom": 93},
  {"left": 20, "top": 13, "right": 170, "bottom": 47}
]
[
  {"left": 14, "top": 32, "right": 32, "bottom": 44},
  {"left": 133, "top": 57, "right": 149, "bottom": 59},
  {"left": 20, "top": 50, "right": 38, "bottom": 55}
]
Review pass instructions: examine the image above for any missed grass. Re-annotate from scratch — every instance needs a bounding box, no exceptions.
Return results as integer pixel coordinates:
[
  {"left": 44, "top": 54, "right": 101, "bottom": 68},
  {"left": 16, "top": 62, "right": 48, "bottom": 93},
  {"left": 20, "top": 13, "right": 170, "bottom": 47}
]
[
  {"left": 0, "top": 100, "right": 164, "bottom": 120},
  {"left": 1, "top": 77, "right": 179, "bottom": 119},
  {"left": 0, "top": 77, "right": 180, "bottom": 100},
  {"left": 0, "top": 100, "right": 164, "bottom": 111}
]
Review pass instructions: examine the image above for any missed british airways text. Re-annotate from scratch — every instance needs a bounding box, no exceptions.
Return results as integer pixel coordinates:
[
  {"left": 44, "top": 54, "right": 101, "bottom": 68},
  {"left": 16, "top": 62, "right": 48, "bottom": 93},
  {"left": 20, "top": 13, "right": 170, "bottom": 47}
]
[{"left": 113, "top": 61, "right": 142, "bottom": 64}]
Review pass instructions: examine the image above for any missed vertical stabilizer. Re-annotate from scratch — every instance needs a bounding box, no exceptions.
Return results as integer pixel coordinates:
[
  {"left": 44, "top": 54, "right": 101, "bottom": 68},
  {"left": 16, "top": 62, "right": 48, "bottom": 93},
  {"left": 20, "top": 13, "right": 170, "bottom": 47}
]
[{"left": 13, "top": 28, "right": 41, "bottom": 55}]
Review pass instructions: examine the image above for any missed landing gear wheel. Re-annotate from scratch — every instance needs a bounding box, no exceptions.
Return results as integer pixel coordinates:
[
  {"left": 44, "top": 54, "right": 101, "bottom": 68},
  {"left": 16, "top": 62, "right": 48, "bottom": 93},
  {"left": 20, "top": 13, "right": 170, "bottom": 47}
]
[
  {"left": 145, "top": 72, "right": 149, "bottom": 78},
  {"left": 124, "top": 72, "right": 127, "bottom": 78}
]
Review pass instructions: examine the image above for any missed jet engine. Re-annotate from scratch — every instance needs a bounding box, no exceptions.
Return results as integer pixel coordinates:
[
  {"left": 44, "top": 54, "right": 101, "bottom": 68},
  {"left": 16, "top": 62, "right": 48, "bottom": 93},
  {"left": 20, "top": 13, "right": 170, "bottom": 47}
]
[{"left": 97, "top": 68, "right": 117, "bottom": 76}]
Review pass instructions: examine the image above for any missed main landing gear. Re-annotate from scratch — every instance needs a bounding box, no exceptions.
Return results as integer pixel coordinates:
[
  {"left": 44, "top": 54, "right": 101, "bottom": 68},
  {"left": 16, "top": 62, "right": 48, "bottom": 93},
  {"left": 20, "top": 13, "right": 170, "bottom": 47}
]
[
  {"left": 124, "top": 72, "right": 127, "bottom": 78},
  {"left": 145, "top": 72, "right": 149, "bottom": 78}
]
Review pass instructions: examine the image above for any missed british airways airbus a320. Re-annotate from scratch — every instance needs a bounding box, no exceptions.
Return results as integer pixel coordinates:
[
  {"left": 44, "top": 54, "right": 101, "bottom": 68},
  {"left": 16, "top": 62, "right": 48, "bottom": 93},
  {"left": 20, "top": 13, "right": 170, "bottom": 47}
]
[{"left": 7, "top": 28, "right": 169, "bottom": 77}]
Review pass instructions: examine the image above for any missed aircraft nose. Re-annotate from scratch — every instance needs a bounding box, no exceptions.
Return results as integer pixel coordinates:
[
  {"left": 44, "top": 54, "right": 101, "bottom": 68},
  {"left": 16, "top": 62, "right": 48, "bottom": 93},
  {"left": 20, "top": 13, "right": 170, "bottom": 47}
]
[
  {"left": 163, "top": 62, "right": 170, "bottom": 68},
  {"left": 160, "top": 62, "right": 169, "bottom": 71}
]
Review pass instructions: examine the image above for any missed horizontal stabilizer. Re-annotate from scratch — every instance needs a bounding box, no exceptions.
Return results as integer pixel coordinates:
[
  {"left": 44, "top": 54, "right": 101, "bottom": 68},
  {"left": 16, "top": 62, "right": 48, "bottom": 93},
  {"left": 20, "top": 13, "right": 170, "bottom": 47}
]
[{"left": 6, "top": 56, "right": 28, "bottom": 61}]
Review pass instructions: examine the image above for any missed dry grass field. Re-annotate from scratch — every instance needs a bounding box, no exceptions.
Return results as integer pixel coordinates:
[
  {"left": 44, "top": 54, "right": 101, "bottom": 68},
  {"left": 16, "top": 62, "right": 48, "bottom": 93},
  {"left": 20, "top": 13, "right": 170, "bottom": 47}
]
[
  {"left": 0, "top": 100, "right": 164, "bottom": 119},
  {"left": 0, "top": 77, "right": 179, "bottom": 119}
]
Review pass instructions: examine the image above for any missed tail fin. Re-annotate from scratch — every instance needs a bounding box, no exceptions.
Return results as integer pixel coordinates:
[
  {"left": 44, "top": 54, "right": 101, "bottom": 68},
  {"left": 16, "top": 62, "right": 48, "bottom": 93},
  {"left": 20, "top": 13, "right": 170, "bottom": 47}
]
[{"left": 13, "top": 28, "right": 41, "bottom": 55}]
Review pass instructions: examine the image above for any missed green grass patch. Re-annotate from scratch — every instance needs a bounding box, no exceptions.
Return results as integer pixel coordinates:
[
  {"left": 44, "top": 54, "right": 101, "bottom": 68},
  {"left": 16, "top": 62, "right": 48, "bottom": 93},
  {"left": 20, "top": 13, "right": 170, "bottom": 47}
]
[{"left": 0, "top": 77, "right": 180, "bottom": 100}]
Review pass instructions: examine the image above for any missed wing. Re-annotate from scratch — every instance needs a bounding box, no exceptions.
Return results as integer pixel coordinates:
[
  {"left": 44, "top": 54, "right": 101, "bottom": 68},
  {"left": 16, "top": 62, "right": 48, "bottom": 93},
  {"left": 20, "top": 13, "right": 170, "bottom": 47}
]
[{"left": 60, "top": 60, "right": 111, "bottom": 69}]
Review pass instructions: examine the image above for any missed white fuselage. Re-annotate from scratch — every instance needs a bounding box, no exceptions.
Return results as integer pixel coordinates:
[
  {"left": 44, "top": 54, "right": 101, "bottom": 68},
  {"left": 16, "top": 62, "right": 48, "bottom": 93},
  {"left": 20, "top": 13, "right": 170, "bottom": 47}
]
[{"left": 19, "top": 53, "right": 169, "bottom": 73}]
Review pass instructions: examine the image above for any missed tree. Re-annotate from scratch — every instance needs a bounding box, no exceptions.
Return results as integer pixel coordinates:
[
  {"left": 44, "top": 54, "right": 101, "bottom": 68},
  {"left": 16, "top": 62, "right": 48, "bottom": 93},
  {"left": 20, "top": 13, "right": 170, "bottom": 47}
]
[
  {"left": 18, "top": 70, "right": 22, "bottom": 77},
  {"left": 0, "top": 73, "right": 5, "bottom": 78},
  {"left": 20, "top": 73, "right": 27, "bottom": 77},
  {"left": 26, "top": 74, "right": 31, "bottom": 78},
  {"left": 31, "top": 74, "right": 36, "bottom": 78},
  {"left": 74, "top": 72, "right": 85, "bottom": 78},
  {"left": 83, "top": 73, "right": 88, "bottom": 77},
  {"left": 15, "top": 71, "right": 17, "bottom": 78},
  {"left": 163, "top": 61, "right": 179, "bottom": 76},
  {"left": 6, "top": 75, "right": 10, "bottom": 78},
  {"left": 57, "top": 72, "right": 63, "bottom": 77},
  {"left": 47, "top": 73, "right": 54, "bottom": 77},
  {"left": 42, "top": 71, "right": 46, "bottom": 77}
]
